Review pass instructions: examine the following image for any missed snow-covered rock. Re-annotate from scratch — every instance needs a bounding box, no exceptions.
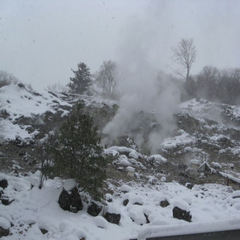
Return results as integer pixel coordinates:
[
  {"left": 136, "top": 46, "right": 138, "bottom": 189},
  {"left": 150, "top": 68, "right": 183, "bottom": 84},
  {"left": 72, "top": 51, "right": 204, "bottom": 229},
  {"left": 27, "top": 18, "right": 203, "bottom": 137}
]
[
  {"left": 0, "top": 217, "right": 10, "bottom": 230},
  {"left": 147, "top": 154, "right": 167, "bottom": 166},
  {"left": 115, "top": 155, "right": 131, "bottom": 167}
]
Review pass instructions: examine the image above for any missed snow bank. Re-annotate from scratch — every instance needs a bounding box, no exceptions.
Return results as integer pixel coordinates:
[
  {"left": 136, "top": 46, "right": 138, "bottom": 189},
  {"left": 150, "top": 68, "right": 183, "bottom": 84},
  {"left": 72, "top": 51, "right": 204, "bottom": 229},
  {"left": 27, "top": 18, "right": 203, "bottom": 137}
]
[
  {"left": 161, "top": 130, "right": 196, "bottom": 149},
  {"left": 138, "top": 218, "right": 240, "bottom": 240}
]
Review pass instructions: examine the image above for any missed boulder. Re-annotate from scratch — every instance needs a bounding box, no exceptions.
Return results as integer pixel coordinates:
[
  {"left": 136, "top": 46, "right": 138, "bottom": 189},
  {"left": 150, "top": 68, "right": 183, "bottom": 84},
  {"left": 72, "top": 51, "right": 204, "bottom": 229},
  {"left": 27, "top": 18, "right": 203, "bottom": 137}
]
[
  {"left": 1, "top": 197, "right": 14, "bottom": 206},
  {"left": 104, "top": 212, "right": 121, "bottom": 225},
  {"left": 173, "top": 207, "right": 192, "bottom": 222},
  {"left": 0, "top": 217, "right": 10, "bottom": 237},
  {"left": 87, "top": 202, "right": 102, "bottom": 217},
  {"left": 123, "top": 199, "right": 129, "bottom": 206},
  {"left": 0, "top": 227, "right": 9, "bottom": 238},
  {"left": 160, "top": 200, "right": 169, "bottom": 208},
  {"left": 40, "top": 228, "right": 48, "bottom": 235},
  {"left": 70, "top": 187, "right": 83, "bottom": 212},
  {"left": 186, "top": 183, "right": 194, "bottom": 189},
  {"left": 58, "top": 187, "right": 83, "bottom": 213},
  {"left": 0, "top": 179, "right": 8, "bottom": 189}
]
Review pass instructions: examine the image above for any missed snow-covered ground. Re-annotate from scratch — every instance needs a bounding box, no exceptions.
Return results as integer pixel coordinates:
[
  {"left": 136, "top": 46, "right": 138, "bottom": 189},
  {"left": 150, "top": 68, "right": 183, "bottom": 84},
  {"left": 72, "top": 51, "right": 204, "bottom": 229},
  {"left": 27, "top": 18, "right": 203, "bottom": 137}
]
[
  {"left": 0, "top": 81, "right": 116, "bottom": 142},
  {"left": 0, "top": 82, "right": 71, "bottom": 141},
  {"left": 1, "top": 172, "right": 240, "bottom": 240}
]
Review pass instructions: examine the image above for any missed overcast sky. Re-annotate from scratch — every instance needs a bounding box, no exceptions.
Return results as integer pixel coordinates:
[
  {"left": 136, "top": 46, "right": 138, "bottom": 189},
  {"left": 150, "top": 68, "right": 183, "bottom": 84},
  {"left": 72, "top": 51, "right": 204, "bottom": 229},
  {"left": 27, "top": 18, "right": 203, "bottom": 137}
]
[{"left": 0, "top": 0, "right": 239, "bottom": 90}]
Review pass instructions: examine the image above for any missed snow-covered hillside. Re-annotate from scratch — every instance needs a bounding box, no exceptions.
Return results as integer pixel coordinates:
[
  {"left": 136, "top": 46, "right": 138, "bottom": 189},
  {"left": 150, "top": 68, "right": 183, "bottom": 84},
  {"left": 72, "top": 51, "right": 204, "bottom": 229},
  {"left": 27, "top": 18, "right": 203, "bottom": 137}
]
[
  {"left": 1, "top": 82, "right": 240, "bottom": 239},
  {"left": 0, "top": 81, "right": 71, "bottom": 141},
  {"left": 1, "top": 172, "right": 240, "bottom": 240}
]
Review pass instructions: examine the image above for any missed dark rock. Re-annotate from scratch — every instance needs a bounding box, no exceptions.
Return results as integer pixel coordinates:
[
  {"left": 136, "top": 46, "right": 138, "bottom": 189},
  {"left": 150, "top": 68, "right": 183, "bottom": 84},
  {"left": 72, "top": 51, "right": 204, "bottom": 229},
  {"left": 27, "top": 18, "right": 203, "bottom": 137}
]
[
  {"left": 70, "top": 205, "right": 78, "bottom": 213},
  {"left": 133, "top": 202, "right": 143, "bottom": 206},
  {"left": 70, "top": 187, "right": 83, "bottom": 211},
  {"left": 130, "top": 217, "right": 135, "bottom": 223},
  {"left": 58, "top": 187, "right": 83, "bottom": 213},
  {"left": 87, "top": 202, "right": 102, "bottom": 217},
  {"left": 12, "top": 137, "right": 24, "bottom": 147},
  {"left": 160, "top": 200, "right": 169, "bottom": 208},
  {"left": 40, "top": 228, "right": 48, "bottom": 235},
  {"left": 58, "top": 189, "right": 71, "bottom": 211},
  {"left": 17, "top": 83, "right": 25, "bottom": 88},
  {"left": 0, "top": 226, "right": 9, "bottom": 237},
  {"left": 107, "top": 198, "right": 112, "bottom": 202},
  {"left": 232, "top": 195, "right": 240, "bottom": 199},
  {"left": 0, "top": 110, "right": 10, "bottom": 119},
  {"left": 18, "top": 150, "right": 26, "bottom": 157},
  {"left": 123, "top": 199, "right": 129, "bottom": 206},
  {"left": 0, "top": 179, "right": 8, "bottom": 189},
  {"left": 104, "top": 212, "right": 121, "bottom": 225},
  {"left": 173, "top": 207, "right": 192, "bottom": 222},
  {"left": 144, "top": 213, "right": 150, "bottom": 224},
  {"left": 186, "top": 183, "right": 194, "bottom": 189},
  {"left": 1, "top": 197, "right": 14, "bottom": 206}
]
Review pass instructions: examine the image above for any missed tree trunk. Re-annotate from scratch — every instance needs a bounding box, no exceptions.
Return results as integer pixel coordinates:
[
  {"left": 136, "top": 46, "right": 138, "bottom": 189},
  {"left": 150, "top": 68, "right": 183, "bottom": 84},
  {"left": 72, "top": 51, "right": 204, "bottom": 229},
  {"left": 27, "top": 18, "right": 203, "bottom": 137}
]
[{"left": 186, "top": 66, "right": 190, "bottom": 82}]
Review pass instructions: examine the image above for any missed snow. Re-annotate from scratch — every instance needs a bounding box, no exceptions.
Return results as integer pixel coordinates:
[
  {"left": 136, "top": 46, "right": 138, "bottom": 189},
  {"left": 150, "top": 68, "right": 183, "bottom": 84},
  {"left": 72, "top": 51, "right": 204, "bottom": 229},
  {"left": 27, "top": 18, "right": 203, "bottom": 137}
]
[
  {"left": 180, "top": 98, "right": 222, "bottom": 121},
  {"left": 0, "top": 119, "right": 32, "bottom": 140},
  {"left": 126, "top": 166, "right": 135, "bottom": 173},
  {"left": 115, "top": 155, "right": 131, "bottom": 167},
  {"left": 180, "top": 98, "right": 210, "bottom": 113},
  {"left": 0, "top": 216, "right": 10, "bottom": 229},
  {"left": 106, "top": 146, "right": 142, "bottom": 159},
  {"left": 0, "top": 83, "right": 70, "bottom": 120},
  {"left": 219, "top": 171, "right": 240, "bottom": 184},
  {"left": 138, "top": 218, "right": 240, "bottom": 240},
  {"left": 0, "top": 82, "right": 71, "bottom": 140},
  {"left": 161, "top": 130, "right": 196, "bottom": 149},
  {"left": 104, "top": 148, "right": 119, "bottom": 157},
  {"left": 1, "top": 171, "right": 240, "bottom": 240},
  {"left": 211, "top": 162, "right": 222, "bottom": 169},
  {"left": 147, "top": 154, "right": 167, "bottom": 166},
  {"left": 229, "top": 146, "right": 240, "bottom": 156},
  {"left": 231, "top": 105, "right": 240, "bottom": 120},
  {"left": 209, "top": 134, "right": 229, "bottom": 142}
]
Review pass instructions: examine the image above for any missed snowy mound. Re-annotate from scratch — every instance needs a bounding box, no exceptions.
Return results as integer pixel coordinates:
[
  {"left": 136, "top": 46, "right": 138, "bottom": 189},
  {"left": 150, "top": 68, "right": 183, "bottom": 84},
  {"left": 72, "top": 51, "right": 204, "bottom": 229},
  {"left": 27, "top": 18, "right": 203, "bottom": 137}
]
[{"left": 180, "top": 98, "right": 240, "bottom": 124}]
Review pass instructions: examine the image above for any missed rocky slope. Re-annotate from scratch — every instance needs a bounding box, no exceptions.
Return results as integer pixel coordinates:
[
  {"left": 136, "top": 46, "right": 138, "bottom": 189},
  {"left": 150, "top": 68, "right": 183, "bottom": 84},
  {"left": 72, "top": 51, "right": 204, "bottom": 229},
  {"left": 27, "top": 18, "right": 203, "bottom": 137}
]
[
  {"left": 1, "top": 81, "right": 240, "bottom": 239},
  {"left": 1, "top": 81, "right": 240, "bottom": 188}
]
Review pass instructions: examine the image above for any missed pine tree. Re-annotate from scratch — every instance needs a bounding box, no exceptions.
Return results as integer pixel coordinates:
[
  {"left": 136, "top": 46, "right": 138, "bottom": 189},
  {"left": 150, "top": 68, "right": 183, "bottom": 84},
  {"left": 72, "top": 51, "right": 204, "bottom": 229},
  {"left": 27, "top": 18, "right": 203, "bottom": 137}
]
[
  {"left": 69, "top": 62, "right": 92, "bottom": 94},
  {"left": 44, "top": 102, "right": 107, "bottom": 200}
]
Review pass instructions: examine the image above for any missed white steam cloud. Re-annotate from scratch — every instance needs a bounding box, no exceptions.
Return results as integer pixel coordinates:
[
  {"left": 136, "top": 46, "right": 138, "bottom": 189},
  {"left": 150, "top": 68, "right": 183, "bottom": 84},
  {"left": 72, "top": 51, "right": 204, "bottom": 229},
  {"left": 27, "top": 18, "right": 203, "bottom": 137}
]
[{"left": 103, "top": 14, "right": 181, "bottom": 153}]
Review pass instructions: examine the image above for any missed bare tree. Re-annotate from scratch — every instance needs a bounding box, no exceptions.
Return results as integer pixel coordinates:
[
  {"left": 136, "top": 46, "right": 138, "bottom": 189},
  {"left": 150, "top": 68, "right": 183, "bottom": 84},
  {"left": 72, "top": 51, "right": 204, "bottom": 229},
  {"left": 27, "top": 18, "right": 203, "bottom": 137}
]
[
  {"left": 173, "top": 38, "right": 196, "bottom": 81},
  {"left": 95, "top": 60, "right": 117, "bottom": 98}
]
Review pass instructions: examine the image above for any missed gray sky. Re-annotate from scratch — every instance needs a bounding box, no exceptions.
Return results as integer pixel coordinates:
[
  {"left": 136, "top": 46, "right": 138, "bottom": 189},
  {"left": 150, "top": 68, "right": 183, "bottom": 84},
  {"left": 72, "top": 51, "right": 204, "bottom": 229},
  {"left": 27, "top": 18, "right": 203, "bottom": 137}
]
[{"left": 0, "top": 0, "right": 240, "bottom": 90}]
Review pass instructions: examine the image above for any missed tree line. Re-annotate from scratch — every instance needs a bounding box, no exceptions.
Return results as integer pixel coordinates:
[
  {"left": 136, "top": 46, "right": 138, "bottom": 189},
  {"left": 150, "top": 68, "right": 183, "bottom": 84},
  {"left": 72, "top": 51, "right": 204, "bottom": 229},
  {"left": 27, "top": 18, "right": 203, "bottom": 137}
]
[{"left": 185, "top": 66, "right": 240, "bottom": 104}]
